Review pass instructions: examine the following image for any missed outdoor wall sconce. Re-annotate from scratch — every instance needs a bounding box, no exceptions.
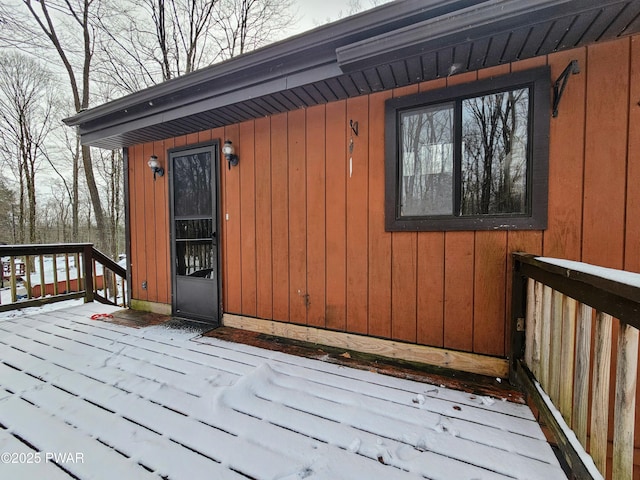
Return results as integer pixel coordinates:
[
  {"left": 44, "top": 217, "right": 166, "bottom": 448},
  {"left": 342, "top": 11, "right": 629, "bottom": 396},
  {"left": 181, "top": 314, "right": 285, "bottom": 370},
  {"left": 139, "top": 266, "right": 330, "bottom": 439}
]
[
  {"left": 222, "top": 140, "right": 239, "bottom": 170},
  {"left": 147, "top": 155, "right": 164, "bottom": 180}
]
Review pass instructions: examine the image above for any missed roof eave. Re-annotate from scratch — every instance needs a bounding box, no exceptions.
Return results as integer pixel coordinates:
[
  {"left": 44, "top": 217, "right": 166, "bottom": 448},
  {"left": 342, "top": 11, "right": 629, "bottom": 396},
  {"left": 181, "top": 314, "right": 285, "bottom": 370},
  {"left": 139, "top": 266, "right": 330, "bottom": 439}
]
[{"left": 63, "top": 0, "right": 478, "bottom": 128}]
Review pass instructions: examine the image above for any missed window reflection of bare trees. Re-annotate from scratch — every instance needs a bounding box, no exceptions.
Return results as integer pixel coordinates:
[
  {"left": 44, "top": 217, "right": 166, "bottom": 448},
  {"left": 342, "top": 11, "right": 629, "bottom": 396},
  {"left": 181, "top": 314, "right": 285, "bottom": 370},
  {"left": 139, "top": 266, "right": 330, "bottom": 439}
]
[
  {"left": 462, "top": 89, "right": 528, "bottom": 215},
  {"left": 174, "top": 153, "right": 213, "bottom": 217},
  {"left": 400, "top": 104, "right": 454, "bottom": 216},
  {"left": 399, "top": 88, "right": 529, "bottom": 218},
  {"left": 173, "top": 153, "right": 215, "bottom": 277}
]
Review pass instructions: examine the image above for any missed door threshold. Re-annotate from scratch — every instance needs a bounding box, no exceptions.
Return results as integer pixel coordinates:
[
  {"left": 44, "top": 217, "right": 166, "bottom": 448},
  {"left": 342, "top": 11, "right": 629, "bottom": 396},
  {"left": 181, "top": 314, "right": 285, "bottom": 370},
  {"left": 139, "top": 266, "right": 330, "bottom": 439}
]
[{"left": 164, "top": 316, "right": 219, "bottom": 333}]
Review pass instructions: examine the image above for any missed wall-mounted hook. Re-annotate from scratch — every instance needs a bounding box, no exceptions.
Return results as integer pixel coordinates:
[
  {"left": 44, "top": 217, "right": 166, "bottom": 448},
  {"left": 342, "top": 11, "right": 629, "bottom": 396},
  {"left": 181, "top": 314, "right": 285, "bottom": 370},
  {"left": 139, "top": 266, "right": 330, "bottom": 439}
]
[
  {"left": 552, "top": 60, "right": 580, "bottom": 118},
  {"left": 350, "top": 119, "right": 359, "bottom": 136}
]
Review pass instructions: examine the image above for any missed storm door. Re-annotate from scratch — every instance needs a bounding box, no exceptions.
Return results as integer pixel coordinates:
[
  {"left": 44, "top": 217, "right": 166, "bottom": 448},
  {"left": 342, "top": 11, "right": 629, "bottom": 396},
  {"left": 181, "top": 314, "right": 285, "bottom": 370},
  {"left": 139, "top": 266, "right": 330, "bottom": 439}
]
[{"left": 169, "top": 144, "right": 220, "bottom": 323}]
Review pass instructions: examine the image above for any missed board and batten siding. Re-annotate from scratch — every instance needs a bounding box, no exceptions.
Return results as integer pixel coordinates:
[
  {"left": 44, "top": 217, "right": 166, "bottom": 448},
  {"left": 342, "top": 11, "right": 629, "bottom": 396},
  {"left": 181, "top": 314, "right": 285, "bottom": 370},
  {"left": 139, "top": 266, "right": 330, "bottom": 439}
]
[{"left": 127, "top": 36, "right": 640, "bottom": 361}]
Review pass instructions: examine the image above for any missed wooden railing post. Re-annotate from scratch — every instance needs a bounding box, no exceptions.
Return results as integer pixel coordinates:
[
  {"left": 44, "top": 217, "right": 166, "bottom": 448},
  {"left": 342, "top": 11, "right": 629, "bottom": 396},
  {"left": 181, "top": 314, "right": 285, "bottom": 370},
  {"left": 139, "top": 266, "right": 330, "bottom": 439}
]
[
  {"left": 83, "top": 244, "right": 94, "bottom": 303},
  {"left": 10, "top": 256, "right": 17, "bottom": 302},
  {"left": 509, "top": 257, "right": 527, "bottom": 384},
  {"left": 590, "top": 312, "right": 612, "bottom": 475},
  {"left": 572, "top": 303, "right": 592, "bottom": 446},
  {"left": 612, "top": 323, "right": 638, "bottom": 479},
  {"left": 512, "top": 253, "right": 640, "bottom": 480},
  {"left": 89, "top": 246, "right": 128, "bottom": 308},
  {"left": 0, "top": 243, "right": 124, "bottom": 312}
]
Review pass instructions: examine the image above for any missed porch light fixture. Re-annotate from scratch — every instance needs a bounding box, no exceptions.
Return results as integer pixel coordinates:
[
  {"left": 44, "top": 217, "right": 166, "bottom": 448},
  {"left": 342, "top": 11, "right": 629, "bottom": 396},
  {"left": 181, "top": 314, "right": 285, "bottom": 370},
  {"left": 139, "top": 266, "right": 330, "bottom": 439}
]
[
  {"left": 222, "top": 140, "right": 239, "bottom": 170},
  {"left": 148, "top": 155, "right": 164, "bottom": 180}
]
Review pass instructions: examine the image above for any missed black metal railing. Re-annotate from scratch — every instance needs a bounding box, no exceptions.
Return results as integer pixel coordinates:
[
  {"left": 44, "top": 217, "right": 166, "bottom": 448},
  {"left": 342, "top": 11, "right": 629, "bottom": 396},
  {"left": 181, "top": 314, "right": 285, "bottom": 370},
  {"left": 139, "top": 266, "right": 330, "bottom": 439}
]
[{"left": 0, "top": 243, "right": 128, "bottom": 312}]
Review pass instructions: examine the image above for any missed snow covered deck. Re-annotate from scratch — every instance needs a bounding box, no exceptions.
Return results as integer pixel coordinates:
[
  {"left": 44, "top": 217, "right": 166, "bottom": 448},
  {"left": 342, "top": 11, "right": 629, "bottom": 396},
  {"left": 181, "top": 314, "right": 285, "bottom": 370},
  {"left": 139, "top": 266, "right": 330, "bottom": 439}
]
[{"left": 0, "top": 303, "right": 567, "bottom": 480}]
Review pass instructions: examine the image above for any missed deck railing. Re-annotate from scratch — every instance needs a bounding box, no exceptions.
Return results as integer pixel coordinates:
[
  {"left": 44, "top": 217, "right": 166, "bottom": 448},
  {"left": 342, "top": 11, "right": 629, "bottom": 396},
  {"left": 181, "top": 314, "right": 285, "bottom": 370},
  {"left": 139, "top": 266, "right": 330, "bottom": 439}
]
[
  {"left": 511, "top": 253, "right": 639, "bottom": 480},
  {"left": 0, "top": 243, "right": 128, "bottom": 312}
]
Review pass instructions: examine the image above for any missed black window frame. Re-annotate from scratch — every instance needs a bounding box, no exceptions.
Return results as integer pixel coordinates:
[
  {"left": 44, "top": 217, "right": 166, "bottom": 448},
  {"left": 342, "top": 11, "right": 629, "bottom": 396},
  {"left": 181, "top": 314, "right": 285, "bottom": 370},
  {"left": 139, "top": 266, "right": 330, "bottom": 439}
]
[{"left": 385, "top": 66, "right": 550, "bottom": 231}]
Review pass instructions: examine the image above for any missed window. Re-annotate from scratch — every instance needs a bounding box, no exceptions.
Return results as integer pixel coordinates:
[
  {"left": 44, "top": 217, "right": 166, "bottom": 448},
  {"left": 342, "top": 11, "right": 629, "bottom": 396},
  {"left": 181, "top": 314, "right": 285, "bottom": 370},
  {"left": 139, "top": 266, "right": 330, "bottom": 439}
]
[{"left": 385, "top": 67, "right": 550, "bottom": 231}]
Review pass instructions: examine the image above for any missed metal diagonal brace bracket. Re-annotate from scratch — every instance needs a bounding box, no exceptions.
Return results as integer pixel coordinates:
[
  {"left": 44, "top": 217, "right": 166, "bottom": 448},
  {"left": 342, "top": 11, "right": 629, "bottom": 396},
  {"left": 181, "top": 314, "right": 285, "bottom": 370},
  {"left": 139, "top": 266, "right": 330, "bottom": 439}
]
[{"left": 552, "top": 60, "right": 580, "bottom": 118}]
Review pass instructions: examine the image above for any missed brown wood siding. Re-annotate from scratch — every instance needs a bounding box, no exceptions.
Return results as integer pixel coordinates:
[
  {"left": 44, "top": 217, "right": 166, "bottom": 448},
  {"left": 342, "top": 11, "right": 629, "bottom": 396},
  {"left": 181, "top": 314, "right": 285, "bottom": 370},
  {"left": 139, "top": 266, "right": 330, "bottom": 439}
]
[
  {"left": 325, "top": 100, "right": 347, "bottom": 331},
  {"left": 346, "top": 95, "right": 369, "bottom": 335},
  {"left": 128, "top": 141, "right": 171, "bottom": 305},
  {"left": 254, "top": 118, "right": 273, "bottom": 320},
  {"left": 367, "top": 91, "right": 392, "bottom": 339},
  {"left": 288, "top": 108, "right": 307, "bottom": 325},
  {"left": 239, "top": 121, "right": 257, "bottom": 317},
  {"left": 305, "top": 105, "right": 326, "bottom": 328},
  {"left": 271, "top": 113, "right": 290, "bottom": 322},
  {"left": 127, "top": 36, "right": 640, "bottom": 362},
  {"left": 224, "top": 123, "right": 242, "bottom": 315}
]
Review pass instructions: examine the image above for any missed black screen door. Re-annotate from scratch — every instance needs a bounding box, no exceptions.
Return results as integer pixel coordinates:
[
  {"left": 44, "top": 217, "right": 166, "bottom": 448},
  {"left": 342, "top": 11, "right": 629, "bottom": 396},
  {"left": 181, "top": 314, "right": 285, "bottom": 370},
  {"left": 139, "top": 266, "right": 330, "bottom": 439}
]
[{"left": 170, "top": 145, "right": 219, "bottom": 323}]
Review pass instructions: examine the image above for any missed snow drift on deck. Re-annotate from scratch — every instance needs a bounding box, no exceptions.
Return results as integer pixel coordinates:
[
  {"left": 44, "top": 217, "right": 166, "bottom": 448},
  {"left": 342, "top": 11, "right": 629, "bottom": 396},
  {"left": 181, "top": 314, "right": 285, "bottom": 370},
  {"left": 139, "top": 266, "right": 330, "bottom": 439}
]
[{"left": 0, "top": 303, "right": 566, "bottom": 479}]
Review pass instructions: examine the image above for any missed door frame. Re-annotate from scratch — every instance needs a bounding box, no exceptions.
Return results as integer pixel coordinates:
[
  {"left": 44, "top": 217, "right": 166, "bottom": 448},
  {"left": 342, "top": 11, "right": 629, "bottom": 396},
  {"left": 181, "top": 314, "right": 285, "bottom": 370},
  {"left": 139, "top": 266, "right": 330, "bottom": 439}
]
[{"left": 167, "top": 140, "right": 223, "bottom": 323}]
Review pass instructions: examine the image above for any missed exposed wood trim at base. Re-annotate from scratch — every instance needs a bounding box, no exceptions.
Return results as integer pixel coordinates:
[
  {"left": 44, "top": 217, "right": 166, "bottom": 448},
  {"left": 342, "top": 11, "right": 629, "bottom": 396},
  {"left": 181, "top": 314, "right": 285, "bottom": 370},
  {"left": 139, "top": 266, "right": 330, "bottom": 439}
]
[
  {"left": 222, "top": 314, "right": 509, "bottom": 378},
  {"left": 130, "top": 299, "right": 172, "bottom": 316},
  {"left": 514, "top": 359, "right": 597, "bottom": 480}
]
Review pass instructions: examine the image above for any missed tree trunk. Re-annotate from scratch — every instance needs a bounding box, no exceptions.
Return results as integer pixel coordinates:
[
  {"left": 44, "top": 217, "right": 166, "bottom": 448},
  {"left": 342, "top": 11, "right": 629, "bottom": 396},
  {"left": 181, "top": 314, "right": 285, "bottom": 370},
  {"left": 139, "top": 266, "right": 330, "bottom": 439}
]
[
  {"left": 81, "top": 144, "right": 110, "bottom": 252},
  {"left": 73, "top": 136, "right": 80, "bottom": 240}
]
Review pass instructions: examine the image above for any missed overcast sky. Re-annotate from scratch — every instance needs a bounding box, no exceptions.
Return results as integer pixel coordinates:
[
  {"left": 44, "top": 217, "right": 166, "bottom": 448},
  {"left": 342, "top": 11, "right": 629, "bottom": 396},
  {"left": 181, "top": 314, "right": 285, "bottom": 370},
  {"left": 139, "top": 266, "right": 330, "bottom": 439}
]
[{"left": 292, "top": 0, "right": 388, "bottom": 34}]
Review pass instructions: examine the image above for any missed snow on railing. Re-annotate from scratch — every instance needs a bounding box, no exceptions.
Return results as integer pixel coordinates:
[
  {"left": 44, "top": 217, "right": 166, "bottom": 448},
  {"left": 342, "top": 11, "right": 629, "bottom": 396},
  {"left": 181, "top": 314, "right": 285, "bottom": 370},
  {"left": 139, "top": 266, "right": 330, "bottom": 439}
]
[
  {"left": 0, "top": 243, "right": 128, "bottom": 312},
  {"left": 511, "top": 253, "right": 639, "bottom": 480}
]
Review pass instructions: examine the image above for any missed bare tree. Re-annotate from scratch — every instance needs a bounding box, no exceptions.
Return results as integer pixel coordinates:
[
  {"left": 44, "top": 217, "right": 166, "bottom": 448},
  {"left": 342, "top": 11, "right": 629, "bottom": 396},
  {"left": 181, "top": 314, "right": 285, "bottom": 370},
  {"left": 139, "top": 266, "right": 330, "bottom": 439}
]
[
  {"left": 44, "top": 182, "right": 73, "bottom": 243},
  {"left": 462, "top": 89, "right": 529, "bottom": 215},
  {"left": 6, "top": 0, "right": 111, "bottom": 253},
  {"left": 0, "top": 52, "right": 57, "bottom": 244},
  {"left": 97, "top": 0, "right": 296, "bottom": 94},
  {"left": 0, "top": 177, "right": 16, "bottom": 244},
  {"left": 94, "top": 148, "right": 124, "bottom": 256},
  {"left": 212, "top": 0, "right": 295, "bottom": 59},
  {"left": 400, "top": 106, "right": 453, "bottom": 216}
]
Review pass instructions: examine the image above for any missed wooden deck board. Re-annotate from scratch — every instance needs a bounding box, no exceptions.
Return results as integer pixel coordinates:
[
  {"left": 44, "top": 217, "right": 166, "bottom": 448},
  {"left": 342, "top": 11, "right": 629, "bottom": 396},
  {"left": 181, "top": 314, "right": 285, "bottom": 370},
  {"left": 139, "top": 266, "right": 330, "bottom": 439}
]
[{"left": 0, "top": 303, "right": 567, "bottom": 479}]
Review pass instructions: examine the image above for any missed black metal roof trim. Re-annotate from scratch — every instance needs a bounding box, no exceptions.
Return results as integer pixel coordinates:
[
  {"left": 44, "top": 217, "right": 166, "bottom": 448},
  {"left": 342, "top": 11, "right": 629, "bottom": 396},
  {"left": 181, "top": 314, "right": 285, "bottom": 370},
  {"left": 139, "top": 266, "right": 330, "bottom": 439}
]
[
  {"left": 64, "top": 0, "right": 482, "bottom": 128},
  {"left": 65, "top": 0, "right": 640, "bottom": 149},
  {"left": 336, "top": 0, "right": 633, "bottom": 72}
]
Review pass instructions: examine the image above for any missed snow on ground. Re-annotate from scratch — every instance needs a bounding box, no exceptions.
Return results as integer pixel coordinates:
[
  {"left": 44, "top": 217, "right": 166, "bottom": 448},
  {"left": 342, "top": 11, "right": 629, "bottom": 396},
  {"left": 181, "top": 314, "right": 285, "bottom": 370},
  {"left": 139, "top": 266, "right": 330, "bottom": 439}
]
[
  {"left": 0, "top": 303, "right": 567, "bottom": 479},
  {"left": 0, "top": 294, "right": 84, "bottom": 318},
  {"left": 1, "top": 253, "right": 125, "bottom": 306},
  {"left": 1, "top": 254, "right": 95, "bottom": 287}
]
